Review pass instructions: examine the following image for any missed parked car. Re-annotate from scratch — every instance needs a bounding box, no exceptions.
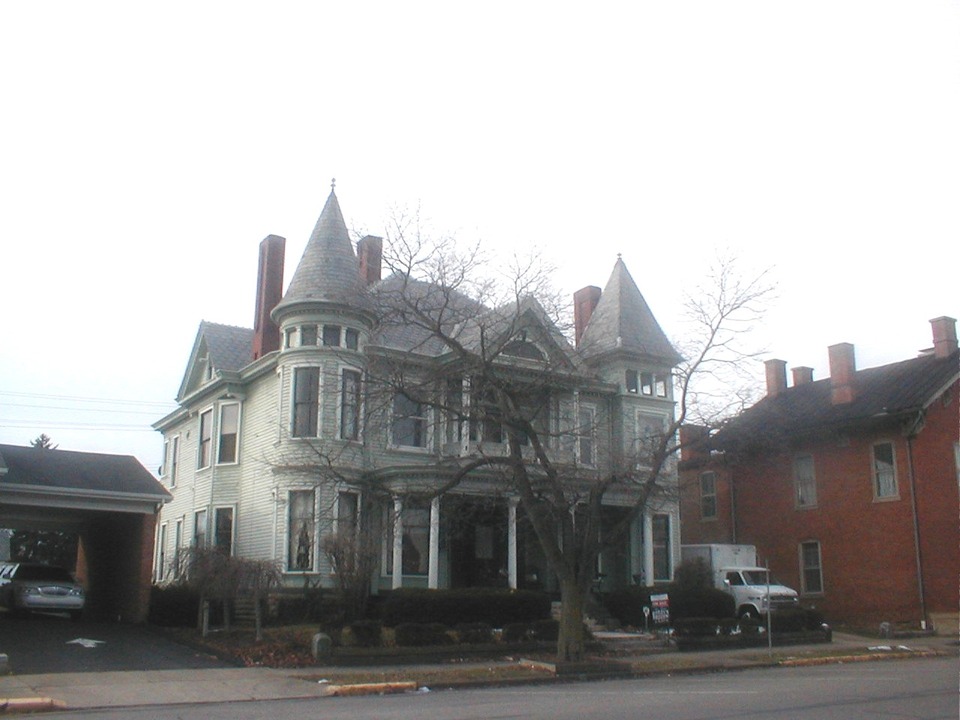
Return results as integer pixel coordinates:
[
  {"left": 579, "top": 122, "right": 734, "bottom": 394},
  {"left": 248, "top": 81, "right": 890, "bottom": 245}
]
[{"left": 0, "top": 563, "right": 85, "bottom": 620}]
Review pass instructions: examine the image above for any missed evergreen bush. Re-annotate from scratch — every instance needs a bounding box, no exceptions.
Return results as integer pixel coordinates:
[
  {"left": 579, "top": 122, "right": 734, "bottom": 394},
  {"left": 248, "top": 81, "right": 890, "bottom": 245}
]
[
  {"left": 381, "top": 588, "right": 551, "bottom": 627},
  {"left": 393, "top": 622, "right": 455, "bottom": 647}
]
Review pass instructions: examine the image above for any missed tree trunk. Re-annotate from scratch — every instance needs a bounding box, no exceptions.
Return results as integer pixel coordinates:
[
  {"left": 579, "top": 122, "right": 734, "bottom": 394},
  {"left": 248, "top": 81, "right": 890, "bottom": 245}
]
[{"left": 556, "top": 577, "right": 588, "bottom": 662}]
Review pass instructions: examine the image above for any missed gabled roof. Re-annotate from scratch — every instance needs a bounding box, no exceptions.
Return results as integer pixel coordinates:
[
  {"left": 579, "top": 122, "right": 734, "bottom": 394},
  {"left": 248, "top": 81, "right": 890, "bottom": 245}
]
[
  {"left": 177, "top": 321, "right": 254, "bottom": 400},
  {"left": 716, "top": 350, "right": 960, "bottom": 452},
  {"left": 272, "top": 187, "right": 374, "bottom": 319},
  {"left": 371, "top": 276, "right": 578, "bottom": 371},
  {"left": 579, "top": 258, "right": 680, "bottom": 365},
  {"left": 0, "top": 444, "right": 171, "bottom": 504}
]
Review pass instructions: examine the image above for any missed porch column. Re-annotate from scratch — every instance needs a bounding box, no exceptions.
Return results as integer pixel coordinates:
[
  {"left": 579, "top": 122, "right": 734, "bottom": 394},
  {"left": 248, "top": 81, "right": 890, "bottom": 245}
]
[
  {"left": 392, "top": 497, "right": 403, "bottom": 589},
  {"left": 507, "top": 498, "right": 519, "bottom": 589},
  {"left": 629, "top": 513, "right": 644, "bottom": 585},
  {"left": 428, "top": 496, "right": 441, "bottom": 589},
  {"left": 643, "top": 510, "right": 655, "bottom": 586}
]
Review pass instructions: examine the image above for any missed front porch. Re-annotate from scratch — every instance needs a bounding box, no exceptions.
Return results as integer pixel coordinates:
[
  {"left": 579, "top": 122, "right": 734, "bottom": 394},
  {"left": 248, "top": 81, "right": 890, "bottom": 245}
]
[{"left": 376, "top": 494, "right": 665, "bottom": 595}]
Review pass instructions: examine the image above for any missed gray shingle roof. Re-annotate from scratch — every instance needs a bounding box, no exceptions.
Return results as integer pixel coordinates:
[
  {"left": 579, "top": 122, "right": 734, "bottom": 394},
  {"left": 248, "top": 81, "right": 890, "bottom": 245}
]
[
  {"left": 272, "top": 188, "right": 374, "bottom": 317},
  {"left": 578, "top": 258, "right": 680, "bottom": 364},
  {"left": 715, "top": 350, "right": 960, "bottom": 452},
  {"left": 202, "top": 321, "right": 254, "bottom": 373},
  {"left": 0, "top": 444, "right": 171, "bottom": 499}
]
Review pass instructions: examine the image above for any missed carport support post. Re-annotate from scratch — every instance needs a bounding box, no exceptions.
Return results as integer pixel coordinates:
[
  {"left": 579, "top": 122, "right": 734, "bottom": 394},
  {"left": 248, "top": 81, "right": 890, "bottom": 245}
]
[
  {"left": 201, "top": 599, "right": 210, "bottom": 637},
  {"left": 508, "top": 498, "right": 518, "bottom": 589}
]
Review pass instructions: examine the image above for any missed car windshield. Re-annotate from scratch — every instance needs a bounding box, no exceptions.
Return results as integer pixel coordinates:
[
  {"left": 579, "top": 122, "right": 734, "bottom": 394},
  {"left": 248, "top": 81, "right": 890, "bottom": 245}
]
[
  {"left": 14, "top": 566, "right": 74, "bottom": 582},
  {"left": 743, "top": 570, "right": 782, "bottom": 585}
]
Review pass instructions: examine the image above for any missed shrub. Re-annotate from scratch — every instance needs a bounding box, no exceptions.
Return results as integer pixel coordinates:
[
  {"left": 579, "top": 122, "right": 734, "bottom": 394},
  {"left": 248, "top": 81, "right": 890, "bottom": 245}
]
[
  {"left": 381, "top": 588, "right": 551, "bottom": 627},
  {"left": 603, "top": 586, "right": 655, "bottom": 627},
  {"left": 394, "top": 622, "right": 455, "bottom": 647},
  {"left": 667, "top": 586, "right": 736, "bottom": 621},
  {"left": 348, "top": 620, "right": 383, "bottom": 647},
  {"left": 149, "top": 584, "right": 200, "bottom": 627},
  {"left": 530, "top": 618, "right": 560, "bottom": 642},
  {"left": 455, "top": 622, "right": 494, "bottom": 644},
  {"left": 770, "top": 607, "right": 826, "bottom": 633},
  {"left": 502, "top": 622, "right": 532, "bottom": 643}
]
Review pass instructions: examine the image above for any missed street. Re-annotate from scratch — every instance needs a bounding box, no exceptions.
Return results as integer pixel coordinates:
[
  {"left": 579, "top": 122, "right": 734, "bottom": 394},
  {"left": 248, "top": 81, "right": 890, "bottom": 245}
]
[{"left": 45, "top": 657, "right": 958, "bottom": 720}]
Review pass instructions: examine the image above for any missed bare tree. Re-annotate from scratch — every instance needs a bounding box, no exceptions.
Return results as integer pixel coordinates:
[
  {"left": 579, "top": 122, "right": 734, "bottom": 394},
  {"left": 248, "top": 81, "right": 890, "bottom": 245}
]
[{"left": 359, "top": 220, "right": 774, "bottom": 662}]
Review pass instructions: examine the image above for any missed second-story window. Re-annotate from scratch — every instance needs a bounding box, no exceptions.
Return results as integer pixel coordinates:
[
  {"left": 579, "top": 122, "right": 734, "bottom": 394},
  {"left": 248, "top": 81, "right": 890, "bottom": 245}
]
[
  {"left": 700, "top": 471, "right": 717, "bottom": 519},
  {"left": 392, "top": 393, "right": 427, "bottom": 448},
  {"left": 198, "top": 409, "right": 213, "bottom": 469},
  {"left": 340, "top": 369, "right": 362, "bottom": 441},
  {"left": 793, "top": 455, "right": 817, "bottom": 507},
  {"left": 292, "top": 367, "right": 320, "bottom": 438},
  {"left": 217, "top": 403, "right": 240, "bottom": 463},
  {"left": 872, "top": 442, "right": 898, "bottom": 498},
  {"left": 577, "top": 406, "right": 595, "bottom": 466}
]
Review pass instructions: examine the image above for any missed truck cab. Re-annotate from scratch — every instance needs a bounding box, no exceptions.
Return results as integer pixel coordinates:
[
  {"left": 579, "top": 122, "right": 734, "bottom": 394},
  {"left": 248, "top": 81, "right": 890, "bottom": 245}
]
[{"left": 721, "top": 566, "right": 799, "bottom": 618}]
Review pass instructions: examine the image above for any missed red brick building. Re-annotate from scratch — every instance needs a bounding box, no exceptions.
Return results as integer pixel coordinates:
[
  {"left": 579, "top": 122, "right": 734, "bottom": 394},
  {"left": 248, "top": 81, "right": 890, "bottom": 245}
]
[{"left": 680, "top": 317, "right": 959, "bottom": 632}]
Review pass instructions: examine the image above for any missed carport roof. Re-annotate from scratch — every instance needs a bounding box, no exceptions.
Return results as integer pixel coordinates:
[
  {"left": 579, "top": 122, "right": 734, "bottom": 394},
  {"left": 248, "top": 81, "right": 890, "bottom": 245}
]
[{"left": 0, "top": 444, "right": 172, "bottom": 512}]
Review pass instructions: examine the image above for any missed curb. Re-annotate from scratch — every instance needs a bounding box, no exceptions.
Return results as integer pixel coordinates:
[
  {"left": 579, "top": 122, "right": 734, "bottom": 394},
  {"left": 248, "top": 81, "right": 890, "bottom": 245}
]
[
  {"left": 1, "top": 697, "right": 66, "bottom": 714},
  {"left": 322, "top": 681, "right": 418, "bottom": 697}
]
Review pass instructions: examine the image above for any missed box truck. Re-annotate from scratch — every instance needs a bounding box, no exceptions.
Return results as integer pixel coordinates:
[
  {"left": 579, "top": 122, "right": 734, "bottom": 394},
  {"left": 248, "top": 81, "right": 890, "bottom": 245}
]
[{"left": 681, "top": 544, "right": 799, "bottom": 618}]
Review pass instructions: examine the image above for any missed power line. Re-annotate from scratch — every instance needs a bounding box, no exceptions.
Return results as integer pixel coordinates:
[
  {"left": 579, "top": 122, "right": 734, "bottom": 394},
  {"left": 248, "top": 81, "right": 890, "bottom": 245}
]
[
  {"left": 0, "top": 390, "right": 176, "bottom": 410},
  {"left": 1, "top": 402, "right": 164, "bottom": 417}
]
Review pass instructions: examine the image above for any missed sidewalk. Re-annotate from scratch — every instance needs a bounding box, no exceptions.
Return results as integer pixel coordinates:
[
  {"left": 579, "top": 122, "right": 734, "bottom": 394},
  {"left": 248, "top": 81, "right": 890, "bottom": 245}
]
[{"left": 1, "top": 631, "right": 955, "bottom": 712}]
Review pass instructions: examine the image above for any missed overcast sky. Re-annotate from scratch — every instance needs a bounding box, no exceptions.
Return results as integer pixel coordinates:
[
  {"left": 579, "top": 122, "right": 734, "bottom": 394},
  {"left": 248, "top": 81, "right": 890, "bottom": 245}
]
[{"left": 1, "top": 1, "right": 957, "bottom": 474}]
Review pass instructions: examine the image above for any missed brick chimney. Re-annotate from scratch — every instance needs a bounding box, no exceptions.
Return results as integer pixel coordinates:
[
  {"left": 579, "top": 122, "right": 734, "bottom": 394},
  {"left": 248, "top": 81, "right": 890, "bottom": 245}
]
[
  {"left": 828, "top": 342, "right": 856, "bottom": 405},
  {"left": 792, "top": 366, "right": 814, "bottom": 386},
  {"left": 574, "top": 286, "right": 601, "bottom": 347},
  {"left": 764, "top": 359, "right": 787, "bottom": 397},
  {"left": 930, "top": 316, "right": 958, "bottom": 359},
  {"left": 679, "top": 424, "right": 711, "bottom": 463},
  {"left": 252, "top": 235, "right": 286, "bottom": 360},
  {"left": 357, "top": 235, "right": 383, "bottom": 286}
]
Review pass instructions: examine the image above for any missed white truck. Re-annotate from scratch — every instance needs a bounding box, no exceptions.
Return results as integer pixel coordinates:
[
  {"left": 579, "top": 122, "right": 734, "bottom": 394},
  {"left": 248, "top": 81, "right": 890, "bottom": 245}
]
[{"left": 681, "top": 544, "right": 799, "bottom": 619}]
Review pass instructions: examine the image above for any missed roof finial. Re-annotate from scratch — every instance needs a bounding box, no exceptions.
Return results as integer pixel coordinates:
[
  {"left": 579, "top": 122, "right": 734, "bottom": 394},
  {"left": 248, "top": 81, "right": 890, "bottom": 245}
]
[{"left": 331, "top": 177, "right": 336, "bottom": 191}]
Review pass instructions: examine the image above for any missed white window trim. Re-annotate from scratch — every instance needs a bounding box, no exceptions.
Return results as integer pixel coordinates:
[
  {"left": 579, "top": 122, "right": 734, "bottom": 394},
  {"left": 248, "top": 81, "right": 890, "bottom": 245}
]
[
  {"left": 197, "top": 406, "right": 214, "bottom": 470},
  {"left": 338, "top": 365, "right": 364, "bottom": 443},
  {"left": 871, "top": 440, "right": 899, "bottom": 500},
  {"left": 285, "top": 489, "right": 317, "bottom": 574},
  {"left": 290, "top": 364, "right": 322, "bottom": 439},
  {"left": 216, "top": 401, "right": 242, "bottom": 465},
  {"left": 793, "top": 454, "right": 817, "bottom": 508},
  {"left": 799, "top": 540, "right": 824, "bottom": 595},
  {"left": 576, "top": 402, "right": 597, "bottom": 467},
  {"left": 390, "top": 393, "right": 432, "bottom": 451},
  {"left": 213, "top": 505, "right": 237, "bottom": 557}
]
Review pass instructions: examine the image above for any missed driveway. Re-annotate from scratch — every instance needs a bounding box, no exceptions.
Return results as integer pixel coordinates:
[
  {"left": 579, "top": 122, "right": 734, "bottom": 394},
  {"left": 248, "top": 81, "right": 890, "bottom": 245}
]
[{"left": 0, "top": 611, "right": 232, "bottom": 674}]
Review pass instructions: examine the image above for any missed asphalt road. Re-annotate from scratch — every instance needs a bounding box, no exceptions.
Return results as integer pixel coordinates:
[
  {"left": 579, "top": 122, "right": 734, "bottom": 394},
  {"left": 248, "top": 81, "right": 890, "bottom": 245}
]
[
  {"left": 0, "top": 611, "right": 231, "bottom": 674},
  {"left": 38, "top": 657, "right": 959, "bottom": 720}
]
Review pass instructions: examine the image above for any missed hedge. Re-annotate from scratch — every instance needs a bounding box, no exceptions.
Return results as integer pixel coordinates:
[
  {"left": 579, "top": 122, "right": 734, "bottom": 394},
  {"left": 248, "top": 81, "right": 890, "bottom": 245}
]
[
  {"left": 394, "top": 622, "right": 455, "bottom": 647},
  {"left": 380, "top": 588, "right": 551, "bottom": 627},
  {"left": 603, "top": 585, "right": 736, "bottom": 627}
]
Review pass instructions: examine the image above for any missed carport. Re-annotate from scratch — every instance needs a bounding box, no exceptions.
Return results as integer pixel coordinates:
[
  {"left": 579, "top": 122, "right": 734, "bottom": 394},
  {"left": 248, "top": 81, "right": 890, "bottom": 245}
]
[{"left": 0, "top": 444, "right": 171, "bottom": 622}]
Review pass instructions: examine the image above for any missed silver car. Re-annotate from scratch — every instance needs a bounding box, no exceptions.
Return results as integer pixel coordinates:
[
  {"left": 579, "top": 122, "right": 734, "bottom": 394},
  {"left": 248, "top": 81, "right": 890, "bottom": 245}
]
[{"left": 0, "top": 563, "right": 85, "bottom": 620}]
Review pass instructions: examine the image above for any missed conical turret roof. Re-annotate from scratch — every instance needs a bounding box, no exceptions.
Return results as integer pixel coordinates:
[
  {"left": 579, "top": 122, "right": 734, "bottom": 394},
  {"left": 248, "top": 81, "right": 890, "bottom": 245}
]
[
  {"left": 272, "top": 185, "right": 373, "bottom": 319},
  {"left": 579, "top": 257, "right": 680, "bottom": 365}
]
